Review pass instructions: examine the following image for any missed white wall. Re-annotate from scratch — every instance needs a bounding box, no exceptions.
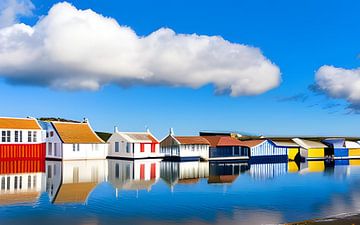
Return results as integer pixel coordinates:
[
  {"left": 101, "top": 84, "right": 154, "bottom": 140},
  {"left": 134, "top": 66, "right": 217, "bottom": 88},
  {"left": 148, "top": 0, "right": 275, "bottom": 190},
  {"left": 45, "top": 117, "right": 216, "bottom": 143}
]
[
  {"left": 108, "top": 133, "right": 134, "bottom": 158},
  {"left": 61, "top": 160, "right": 108, "bottom": 184},
  {"left": 108, "top": 133, "right": 160, "bottom": 159},
  {"left": 133, "top": 143, "right": 160, "bottom": 158},
  {"left": 133, "top": 159, "right": 161, "bottom": 180},
  {"left": 45, "top": 124, "right": 62, "bottom": 159},
  {"left": 0, "top": 172, "right": 43, "bottom": 194},
  {"left": 0, "top": 129, "right": 45, "bottom": 144},
  {"left": 45, "top": 161, "right": 62, "bottom": 200},
  {"left": 62, "top": 143, "right": 108, "bottom": 160},
  {"left": 179, "top": 161, "right": 209, "bottom": 179},
  {"left": 160, "top": 135, "right": 209, "bottom": 159},
  {"left": 179, "top": 144, "right": 209, "bottom": 158}
]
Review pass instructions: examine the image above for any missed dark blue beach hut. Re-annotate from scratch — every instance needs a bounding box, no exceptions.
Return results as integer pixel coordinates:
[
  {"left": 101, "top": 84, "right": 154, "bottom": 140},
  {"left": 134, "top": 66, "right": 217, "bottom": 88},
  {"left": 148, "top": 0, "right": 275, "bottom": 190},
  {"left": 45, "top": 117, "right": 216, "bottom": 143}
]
[{"left": 322, "top": 138, "right": 349, "bottom": 159}]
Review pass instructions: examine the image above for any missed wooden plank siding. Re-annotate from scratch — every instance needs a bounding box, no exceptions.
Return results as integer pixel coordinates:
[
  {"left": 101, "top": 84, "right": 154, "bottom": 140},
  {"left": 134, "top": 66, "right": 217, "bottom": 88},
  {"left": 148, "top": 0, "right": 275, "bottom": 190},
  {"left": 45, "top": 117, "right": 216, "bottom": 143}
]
[{"left": 0, "top": 144, "right": 46, "bottom": 160}]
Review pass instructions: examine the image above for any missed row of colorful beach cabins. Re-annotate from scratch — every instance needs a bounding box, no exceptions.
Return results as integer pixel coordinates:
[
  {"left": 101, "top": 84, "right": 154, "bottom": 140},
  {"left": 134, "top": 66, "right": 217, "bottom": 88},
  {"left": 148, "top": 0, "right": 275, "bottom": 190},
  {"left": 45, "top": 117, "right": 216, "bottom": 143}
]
[{"left": 1, "top": 116, "right": 360, "bottom": 162}]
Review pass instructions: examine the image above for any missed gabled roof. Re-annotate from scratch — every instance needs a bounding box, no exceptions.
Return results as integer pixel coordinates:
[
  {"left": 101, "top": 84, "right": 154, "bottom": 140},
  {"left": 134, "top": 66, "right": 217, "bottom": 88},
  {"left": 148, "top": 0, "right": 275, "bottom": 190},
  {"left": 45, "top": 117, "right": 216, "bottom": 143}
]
[
  {"left": 345, "top": 141, "right": 360, "bottom": 149},
  {"left": 177, "top": 178, "right": 199, "bottom": 184},
  {"left": 272, "top": 140, "right": 300, "bottom": 148},
  {"left": 116, "top": 132, "right": 159, "bottom": 143},
  {"left": 53, "top": 182, "right": 97, "bottom": 204},
  {"left": 202, "top": 136, "right": 245, "bottom": 147},
  {"left": 51, "top": 121, "right": 104, "bottom": 144},
  {"left": 237, "top": 139, "right": 266, "bottom": 148},
  {"left": 0, "top": 117, "right": 41, "bottom": 130},
  {"left": 0, "top": 192, "right": 40, "bottom": 205},
  {"left": 174, "top": 136, "right": 210, "bottom": 145},
  {"left": 292, "top": 138, "right": 327, "bottom": 149},
  {"left": 208, "top": 175, "right": 238, "bottom": 184},
  {"left": 322, "top": 138, "right": 345, "bottom": 148}
]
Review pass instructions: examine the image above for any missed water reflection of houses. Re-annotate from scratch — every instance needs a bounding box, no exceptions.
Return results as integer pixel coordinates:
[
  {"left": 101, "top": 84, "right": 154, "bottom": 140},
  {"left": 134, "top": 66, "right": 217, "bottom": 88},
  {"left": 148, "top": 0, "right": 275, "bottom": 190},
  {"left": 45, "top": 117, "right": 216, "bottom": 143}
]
[
  {"left": 208, "top": 162, "right": 249, "bottom": 184},
  {"left": 160, "top": 161, "right": 209, "bottom": 188},
  {"left": 108, "top": 159, "right": 161, "bottom": 192},
  {"left": 299, "top": 161, "right": 325, "bottom": 174},
  {"left": 0, "top": 160, "right": 45, "bottom": 205},
  {"left": 249, "top": 162, "right": 288, "bottom": 180},
  {"left": 46, "top": 160, "right": 107, "bottom": 204}
]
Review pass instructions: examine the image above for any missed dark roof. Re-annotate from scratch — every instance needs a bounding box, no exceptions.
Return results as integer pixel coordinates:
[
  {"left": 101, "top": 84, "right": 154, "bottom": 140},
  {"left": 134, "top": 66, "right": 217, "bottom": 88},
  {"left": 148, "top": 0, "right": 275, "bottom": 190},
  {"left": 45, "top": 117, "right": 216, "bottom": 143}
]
[{"left": 96, "top": 132, "right": 112, "bottom": 142}]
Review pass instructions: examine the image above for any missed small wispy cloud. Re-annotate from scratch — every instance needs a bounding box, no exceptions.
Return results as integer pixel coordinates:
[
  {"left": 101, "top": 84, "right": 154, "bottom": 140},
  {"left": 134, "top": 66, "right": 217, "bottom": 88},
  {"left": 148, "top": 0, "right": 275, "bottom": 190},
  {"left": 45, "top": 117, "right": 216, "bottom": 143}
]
[
  {"left": 277, "top": 93, "right": 308, "bottom": 103},
  {"left": 321, "top": 103, "right": 342, "bottom": 110}
]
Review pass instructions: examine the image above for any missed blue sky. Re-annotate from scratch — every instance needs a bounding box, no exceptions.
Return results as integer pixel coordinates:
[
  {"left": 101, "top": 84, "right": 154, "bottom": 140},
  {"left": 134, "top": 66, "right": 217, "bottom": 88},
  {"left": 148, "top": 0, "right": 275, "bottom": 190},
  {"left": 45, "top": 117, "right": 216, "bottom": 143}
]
[{"left": 1, "top": 0, "right": 360, "bottom": 138}]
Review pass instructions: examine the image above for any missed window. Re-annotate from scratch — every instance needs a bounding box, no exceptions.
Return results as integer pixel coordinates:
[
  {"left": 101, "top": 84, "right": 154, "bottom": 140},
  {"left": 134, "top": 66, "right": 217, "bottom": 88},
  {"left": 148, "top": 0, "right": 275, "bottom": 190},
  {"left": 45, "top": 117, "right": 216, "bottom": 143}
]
[
  {"left": 1, "top": 177, "right": 5, "bottom": 190},
  {"left": 126, "top": 143, "right": 131, "bottom": 153},
  {"left": 47, "top": 165, "right": 52, "bottom": 179},
  {"left": 54, "top": 143, "right": 57, "bottom": 156},
  {"left": 50, "top": 131, "right": 54, "bottom": 137},
  {"left": 28, "top": 131, "right": 32, "bottom": 142},
  {"left": 6, "top": 131, "right": 10, "bottom": 142},
  {"left": 19, "top": 176, "right": 22, "bottom": 189},
  {"left": 14, "top": 176, "right": 18, "bottom": 189},
  {"left": 1, "top": 131, "right": 5, "bottom": 142},
  {"left": 15, "top": 131, "right": 19, "bottom": 142},
  {"left": 48, "top": 143, "right": 52, "bottom": 155},
  {"left": 115, "top": 163, "right": 119, "bottom": 178},
  {"left": 28, "top": 176, "right": 31, "bottom": 188},
  {"left": 33, "top": 131, "right": 37, "bottom": 142},
  {"left": 73, "top": 144, "right": 79, "bottom": 152},
  {"left": 115, "top": 142, "right": 119, "bottom": 152},
  {"left": 6, "top": 177, "right": 10, "bottom": 190},
  {"left": 1, "top": 131, "right": 10, "bottom": 142},
  {"left": 33, "top": 176, "right": 36, "bottom": 187},
  {"left": 125, "top": 164, "right": 130, "bottom": 180},
  {"left": 19, "top": 131, "right": 22, "bottom": 142}
]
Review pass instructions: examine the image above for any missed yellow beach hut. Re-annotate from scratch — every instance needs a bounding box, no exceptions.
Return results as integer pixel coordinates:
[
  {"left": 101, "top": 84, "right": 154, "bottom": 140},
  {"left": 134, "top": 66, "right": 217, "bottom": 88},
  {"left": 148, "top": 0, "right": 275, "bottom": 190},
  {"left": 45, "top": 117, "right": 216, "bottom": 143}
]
[
  {"left": 271, "top": 140, "right": 300, "bottom": 161},
  {"left": 292, "top": 138, "right": 327, "bottom": 160},
  {"left": 345, "top": 141, "right": 360, "bottom": 159}
]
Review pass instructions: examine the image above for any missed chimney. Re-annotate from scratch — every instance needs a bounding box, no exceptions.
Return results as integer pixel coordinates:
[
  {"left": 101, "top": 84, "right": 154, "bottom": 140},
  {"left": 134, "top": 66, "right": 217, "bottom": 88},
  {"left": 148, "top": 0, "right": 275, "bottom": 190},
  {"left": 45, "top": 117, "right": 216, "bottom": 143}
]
[
  {"left": 169, "top": 128, "right": 174, "bottom": 135},
  {"left": 114, "top": 126, "right": 119, "bottom": 133}
]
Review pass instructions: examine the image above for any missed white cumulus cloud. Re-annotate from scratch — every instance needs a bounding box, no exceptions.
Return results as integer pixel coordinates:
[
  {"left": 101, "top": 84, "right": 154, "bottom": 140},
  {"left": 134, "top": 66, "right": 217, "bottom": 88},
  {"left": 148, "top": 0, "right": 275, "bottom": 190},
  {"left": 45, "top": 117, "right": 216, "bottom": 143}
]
[
  {"left": 0, "top": 2, "right": 281, "bottom": 96},
  {"left": 315, "top": 65, "right": 360, "bottom": 105}
]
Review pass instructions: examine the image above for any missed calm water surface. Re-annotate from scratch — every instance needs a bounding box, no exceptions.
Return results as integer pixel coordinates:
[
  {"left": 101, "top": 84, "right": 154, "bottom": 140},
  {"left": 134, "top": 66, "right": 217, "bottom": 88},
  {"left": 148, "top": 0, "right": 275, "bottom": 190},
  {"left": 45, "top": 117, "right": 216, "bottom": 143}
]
[{"left": 0, "top": 159, "right": 360, "bottom": 225}]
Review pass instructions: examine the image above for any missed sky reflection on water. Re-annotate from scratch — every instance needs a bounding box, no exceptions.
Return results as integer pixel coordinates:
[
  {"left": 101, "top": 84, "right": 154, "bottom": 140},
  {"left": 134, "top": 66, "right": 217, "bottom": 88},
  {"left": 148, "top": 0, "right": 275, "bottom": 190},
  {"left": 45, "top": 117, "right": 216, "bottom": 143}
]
[{"left": 1, "top": 159, "right": 360, "bottom": 225}]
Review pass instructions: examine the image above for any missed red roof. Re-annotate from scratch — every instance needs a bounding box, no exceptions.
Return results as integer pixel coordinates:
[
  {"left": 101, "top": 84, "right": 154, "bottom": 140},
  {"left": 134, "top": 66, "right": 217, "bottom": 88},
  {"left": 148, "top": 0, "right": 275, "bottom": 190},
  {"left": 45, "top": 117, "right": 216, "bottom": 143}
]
[
  {"left": 202, "top": 136, "right": 244, "bottom": 147},
  {"left": 174, "top": 136, "right": 210, "bottom": 145},
  {"left": 238, "top": 139, "right": 265, "bottom": 148}
]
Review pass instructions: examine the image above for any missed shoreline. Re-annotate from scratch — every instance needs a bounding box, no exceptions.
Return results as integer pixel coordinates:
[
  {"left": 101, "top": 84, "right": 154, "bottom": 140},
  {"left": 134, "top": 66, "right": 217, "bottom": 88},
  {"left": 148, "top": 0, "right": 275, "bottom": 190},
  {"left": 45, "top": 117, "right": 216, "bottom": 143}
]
[{"left": 288, "top": 212, "right": 360, "bottom": 225}]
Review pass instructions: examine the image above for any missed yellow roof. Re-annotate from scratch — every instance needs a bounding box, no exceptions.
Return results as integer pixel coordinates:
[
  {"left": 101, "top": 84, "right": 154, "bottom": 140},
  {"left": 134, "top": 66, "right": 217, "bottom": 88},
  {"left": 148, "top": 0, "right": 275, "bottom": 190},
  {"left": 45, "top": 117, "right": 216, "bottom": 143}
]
[
  {"left": 0, "top": 117, "right": 41, "bottom": 130},
  {"left": 53, "top": 182, "right": 97, "bottom": 204},
  {"left": 52, "top": 122, "right": 104, "bottom": 144}
]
